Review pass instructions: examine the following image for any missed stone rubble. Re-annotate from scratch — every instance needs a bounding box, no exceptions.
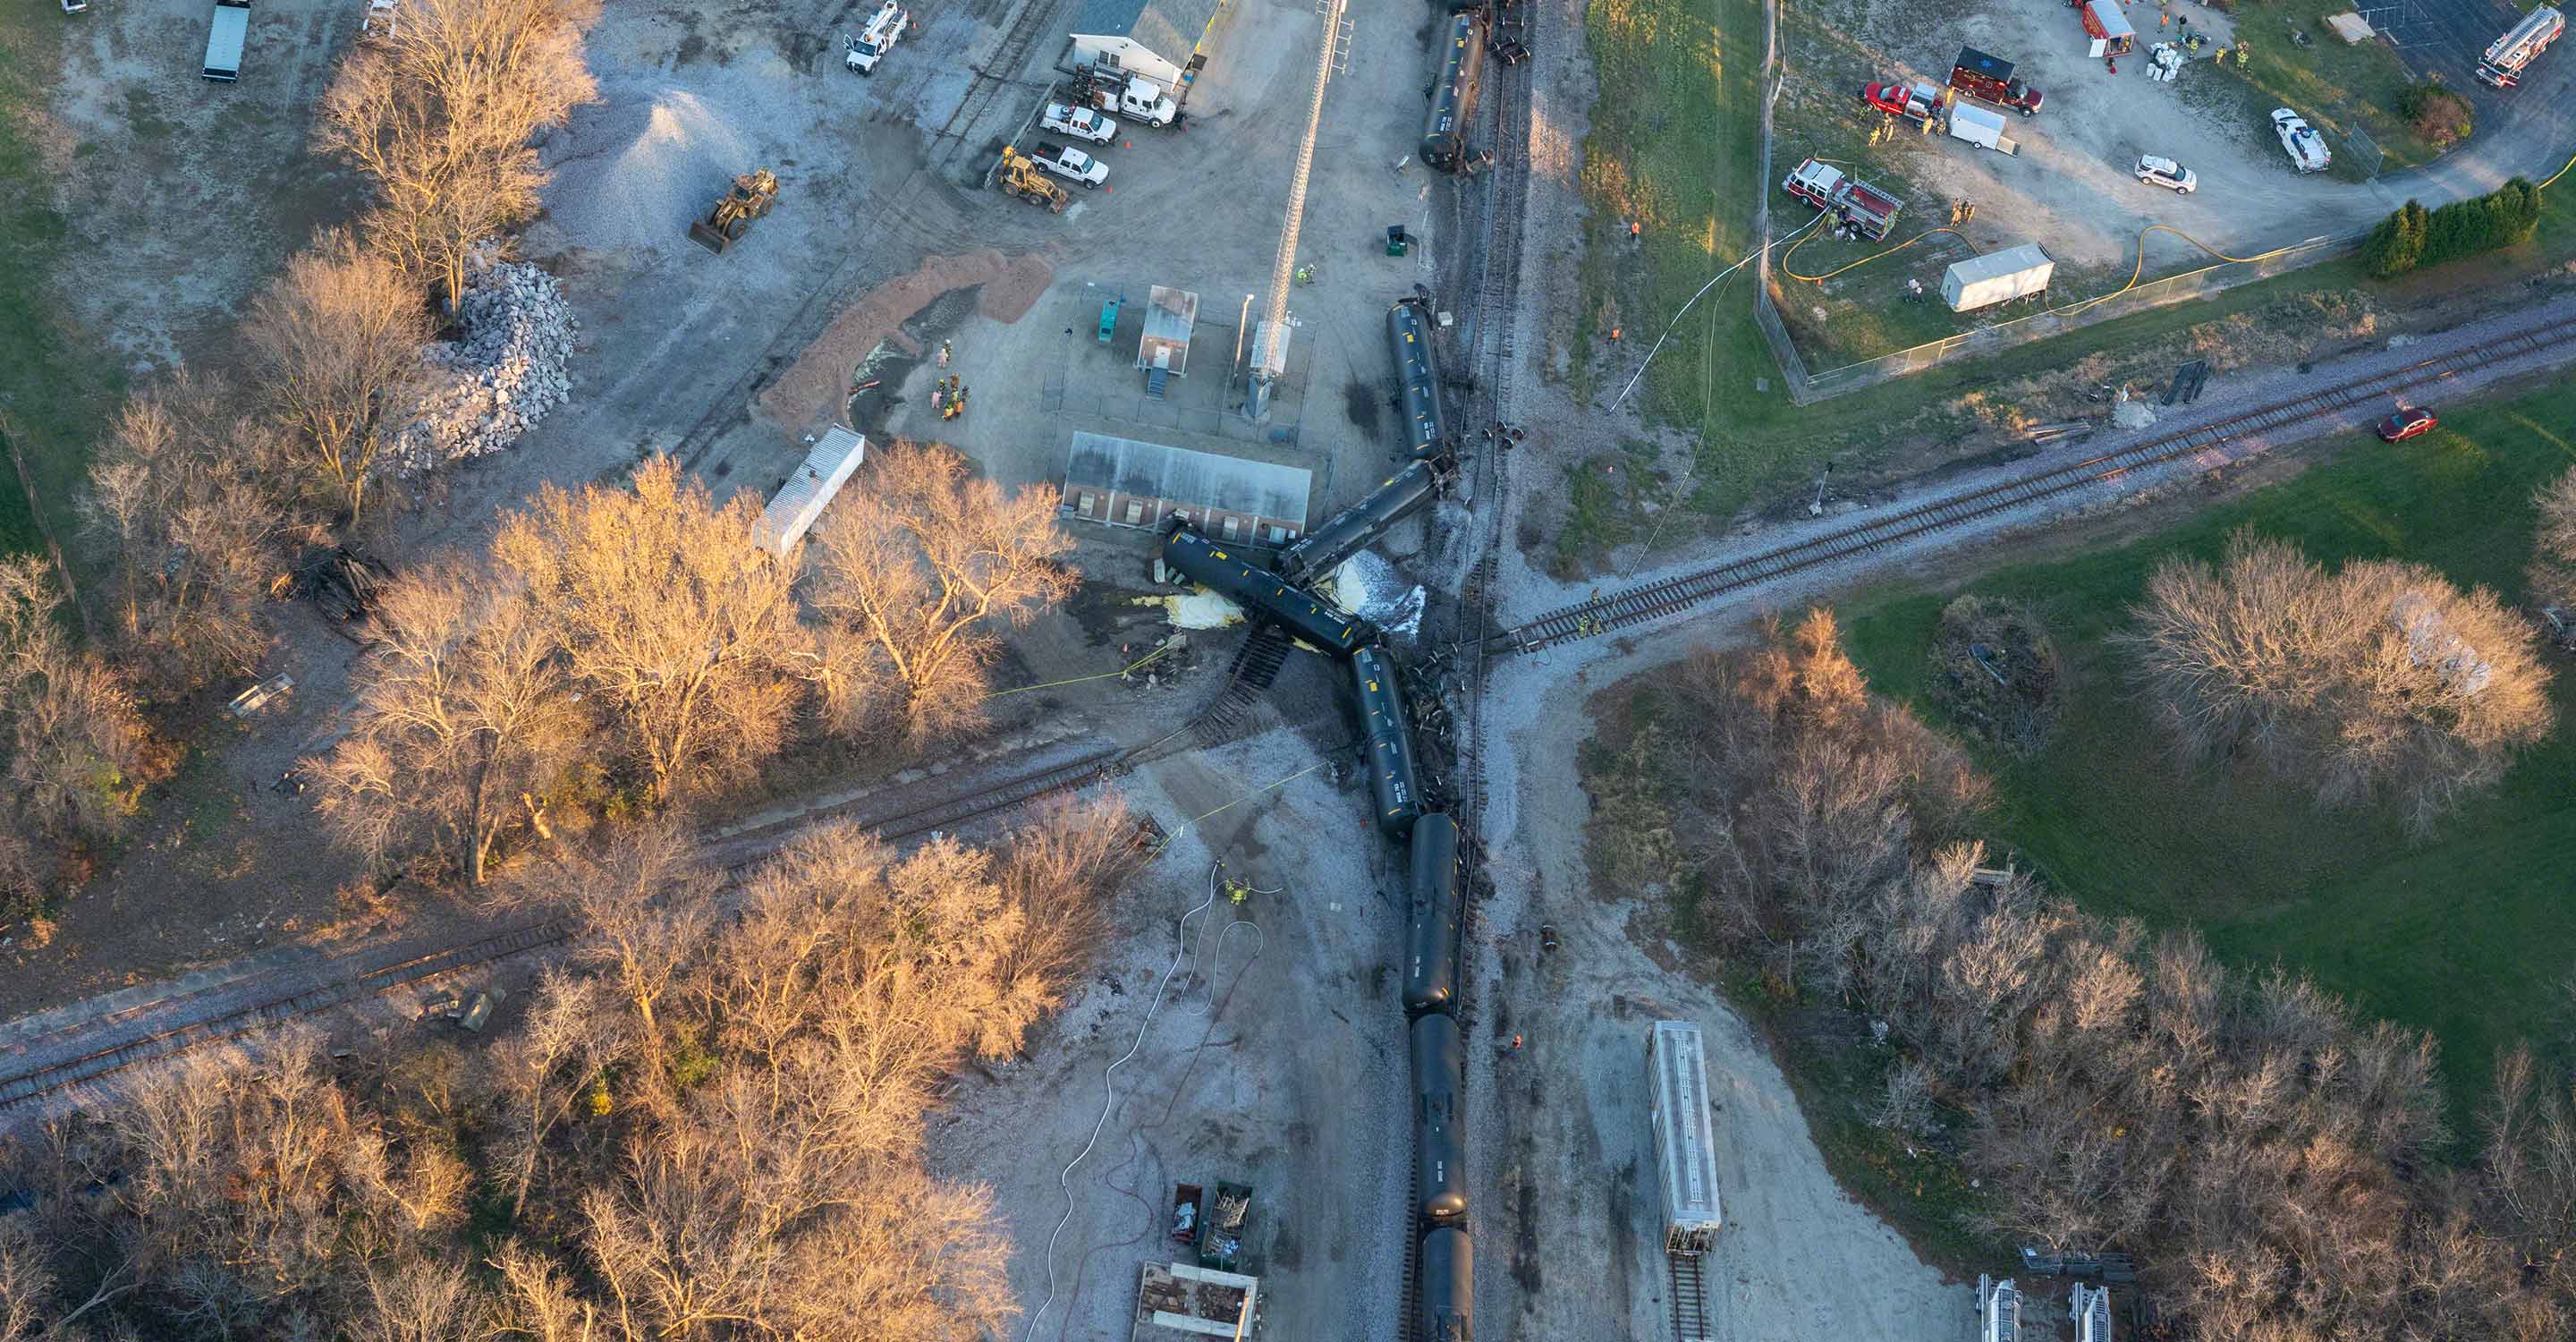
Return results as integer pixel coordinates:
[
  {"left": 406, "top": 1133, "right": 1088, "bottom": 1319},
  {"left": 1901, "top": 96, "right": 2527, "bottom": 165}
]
[{"left": 395, "top": 247, "right": 578, "bottom": 471}]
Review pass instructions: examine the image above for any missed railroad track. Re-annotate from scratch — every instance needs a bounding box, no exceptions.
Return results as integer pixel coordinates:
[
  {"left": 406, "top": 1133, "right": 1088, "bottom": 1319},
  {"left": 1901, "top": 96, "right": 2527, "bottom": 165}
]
[
  {"left": 1502, "top": 312, "right": 2576, "bottom": 653},
  {"left": 0, "top": 922, "right": 572, "bottom": 1110},
  {"left": 0, "top": 633, "right": 1314, "bottom": 1115},
  {"left": 926, "top": 0, "right": 1063, "bottom": 172},
  {"left": 1668, "top": 1252, "right": 1710, "bottom": 1342}
]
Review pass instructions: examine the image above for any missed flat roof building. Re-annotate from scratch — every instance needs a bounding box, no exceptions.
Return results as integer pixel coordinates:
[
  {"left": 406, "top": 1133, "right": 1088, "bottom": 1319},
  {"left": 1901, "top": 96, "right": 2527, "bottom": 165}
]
[
  {"left": 1069, "top": 0, "right": 1228, "bottom": 89},
  {"left": 1062, "top": 432, "right": 1309, "bottom": 547}
]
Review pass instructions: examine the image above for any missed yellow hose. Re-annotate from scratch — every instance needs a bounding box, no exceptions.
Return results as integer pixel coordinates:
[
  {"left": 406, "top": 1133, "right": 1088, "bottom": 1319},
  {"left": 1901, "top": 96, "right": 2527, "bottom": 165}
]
[{"left": 1780, "top": 226, "right": 1968, "bottom": 281}]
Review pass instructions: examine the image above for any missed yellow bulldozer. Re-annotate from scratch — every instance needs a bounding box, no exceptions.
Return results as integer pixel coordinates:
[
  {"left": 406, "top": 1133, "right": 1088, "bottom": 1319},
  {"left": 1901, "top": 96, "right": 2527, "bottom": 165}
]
[
  {"left": 996, "top": 148, "right": 1068, "bottom": 214},
  {"left": 688, "top": 169, "right": 780, "bottom": 254}
]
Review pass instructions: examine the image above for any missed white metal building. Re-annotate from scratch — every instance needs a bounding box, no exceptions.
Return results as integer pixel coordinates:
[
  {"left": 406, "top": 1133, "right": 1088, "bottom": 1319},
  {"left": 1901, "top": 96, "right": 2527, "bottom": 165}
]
[
  {"left": 753, "top": 427, "right": 868, "bottom": 558},
  {"left": 1068, "top": 0, "right": 1227, "bottom": 90},
  {"left": 1942, "top": 243, "right": 2055, "bottom": 313},
  {"left": 1648, "top": 1020, "right": 1723, "bottom": 1254},
  {"left": 1061, "top": 432, "right": 1309, "bottom": 545}
]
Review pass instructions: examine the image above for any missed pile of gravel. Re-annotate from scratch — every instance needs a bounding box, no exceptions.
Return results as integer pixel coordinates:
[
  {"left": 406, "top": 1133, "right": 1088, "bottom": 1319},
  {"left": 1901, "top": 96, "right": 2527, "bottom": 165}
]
[{"left": 396, "top": 250, "right": 577, "bottom": 471}]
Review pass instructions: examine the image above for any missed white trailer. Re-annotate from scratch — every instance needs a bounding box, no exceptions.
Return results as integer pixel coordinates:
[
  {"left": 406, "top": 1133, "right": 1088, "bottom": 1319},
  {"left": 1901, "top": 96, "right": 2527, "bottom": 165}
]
[
  {"left": 202, "top": 0, "right": 251, "bottom": 82},
  {"left": 1942, "top": 243, "right": 2055, "bottom": 312},
  {"left": 754, "top": 427, "right": 867, "bottom": 557},
  {"left": 1946, "top": 102, "right": 2020, "bottom": 155},
  {"left": 1648, "top": 1020, "right": 1723, "bottom": 1254}
]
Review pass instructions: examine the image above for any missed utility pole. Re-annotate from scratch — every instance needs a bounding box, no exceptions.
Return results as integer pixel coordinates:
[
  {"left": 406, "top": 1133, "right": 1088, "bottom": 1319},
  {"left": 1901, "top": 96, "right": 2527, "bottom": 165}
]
[{"left": 1247, "top": 0, "right": 1350, "bottom": 420}]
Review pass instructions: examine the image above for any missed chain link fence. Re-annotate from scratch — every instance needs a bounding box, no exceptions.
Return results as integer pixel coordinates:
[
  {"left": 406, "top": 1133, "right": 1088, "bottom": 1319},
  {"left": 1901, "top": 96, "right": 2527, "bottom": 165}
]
[{"left": 1765, "top": 229, "right": 2366, "bottom": 403}]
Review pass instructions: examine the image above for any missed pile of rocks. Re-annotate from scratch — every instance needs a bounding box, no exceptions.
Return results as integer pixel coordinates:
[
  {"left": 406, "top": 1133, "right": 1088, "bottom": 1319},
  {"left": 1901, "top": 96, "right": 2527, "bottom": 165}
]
[{"left": 395, "top": 249, "right": 577, "bottom": 471}]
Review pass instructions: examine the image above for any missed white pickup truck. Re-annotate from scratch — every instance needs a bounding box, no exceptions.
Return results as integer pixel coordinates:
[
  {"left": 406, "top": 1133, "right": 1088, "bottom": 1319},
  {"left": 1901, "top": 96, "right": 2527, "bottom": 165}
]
[
  {"left": 2272, "top": 108, "right": 2331, "bottom": 174},
  {"left": 1042, "top": 102, "right": 1118, "bottom": 144},
  {"left": 1029, "top": 141, "right": 1108, "bottom": 189}
]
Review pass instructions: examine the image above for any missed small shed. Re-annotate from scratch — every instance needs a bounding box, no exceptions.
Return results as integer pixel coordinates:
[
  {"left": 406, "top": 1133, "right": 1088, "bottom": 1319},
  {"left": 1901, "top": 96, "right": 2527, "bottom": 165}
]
[
  {"left": 1138, "top": 285, "right": 1199, "bottom": 378},
  {"left": 1062, "top": 432, "right": 1309, "bottom": 545},
  {"left": 1942, "top": 243, "right": 2055, "bottom": 312},
  {"left": 2083, "top": 0, "right": 2136, "bottom": 56},
  {"left": 2325, "top": 11, "right": 2376, "bottom": 43},
  {"left": 753, "top": 427, "right": 868, "bottom": 557}
]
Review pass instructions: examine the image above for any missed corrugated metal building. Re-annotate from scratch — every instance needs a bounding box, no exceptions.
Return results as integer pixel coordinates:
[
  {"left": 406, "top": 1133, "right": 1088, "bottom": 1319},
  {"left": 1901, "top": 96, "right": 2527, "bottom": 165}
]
[
  {"left": 1062, "top": 432, "right": 1308, "bottom": 546},
  {"left": 1067, "top": 0, "right": 1228, "bottom": 89}
]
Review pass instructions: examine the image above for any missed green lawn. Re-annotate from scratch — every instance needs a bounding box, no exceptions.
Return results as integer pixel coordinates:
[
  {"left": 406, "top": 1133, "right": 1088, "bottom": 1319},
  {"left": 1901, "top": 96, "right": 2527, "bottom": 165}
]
[
  {"left": 1835, "top": 379, "right": 2576, "bottom": 1122},
  {"left": 1563, "top": 0, "right": 2567, "bottom": 548},
  {"left": 0, "top": 11, "right": 106, "bottom": 562},
  {"left": 2216, "top": 0, "right": 2446, "bottom": 173}
]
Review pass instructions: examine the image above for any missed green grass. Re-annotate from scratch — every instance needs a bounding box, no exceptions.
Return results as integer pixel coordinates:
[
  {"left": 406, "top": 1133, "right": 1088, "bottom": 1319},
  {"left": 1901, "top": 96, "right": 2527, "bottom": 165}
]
[
  {"left": 1835, "top": 379, "right": 2576, "bottom": 1125},
  {"left": 2216, "top": 0, "right": 2445, "bottom": 172},
  {"left": 0, "top": 11, "right": 109, "bottom": 563}
]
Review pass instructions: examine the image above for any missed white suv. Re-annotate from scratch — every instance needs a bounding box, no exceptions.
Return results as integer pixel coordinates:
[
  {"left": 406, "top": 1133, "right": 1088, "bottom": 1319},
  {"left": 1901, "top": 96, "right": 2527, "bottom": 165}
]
[{"left": 2135, "top": 155, "right": 2198, "bottom": 193}]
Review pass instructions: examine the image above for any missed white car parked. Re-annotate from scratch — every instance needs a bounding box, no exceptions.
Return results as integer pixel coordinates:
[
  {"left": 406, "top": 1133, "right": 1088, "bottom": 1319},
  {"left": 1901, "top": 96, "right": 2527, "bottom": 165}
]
[
  {"left": 2272, "top": 108, "right": 2332, "bottom": 174},
  {"left": 2134, "top": 154, "right": 2198, "bottom": 193}
]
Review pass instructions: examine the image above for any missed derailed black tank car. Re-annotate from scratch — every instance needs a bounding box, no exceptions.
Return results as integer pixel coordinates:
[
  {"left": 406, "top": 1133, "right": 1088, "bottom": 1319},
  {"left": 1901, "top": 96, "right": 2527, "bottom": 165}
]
[
  {"left": 1403, "top": 813, "right": 1462, "bottom": 1014},
  {"left": 1388, "top": 298, "right": 1450, "bottom": 461},
  {"left": 1421, "top": 13, "right": 1487, "bottom": 172},
  {"left": 1411, "top": 1013, "right": 1468, "bottom": 1223},
  {"left": 1352, "top": 645, "right": 1423, "bottom": 839},
  {"left": 1275, "top": 461, "right": 1439, "bottom": 587},
  {"left": 1419, "top": 1226, "right": 1473, "bottom": 1342},
  {"left": 1162, "top": 523, "right": 1376, "bottom": 658}
]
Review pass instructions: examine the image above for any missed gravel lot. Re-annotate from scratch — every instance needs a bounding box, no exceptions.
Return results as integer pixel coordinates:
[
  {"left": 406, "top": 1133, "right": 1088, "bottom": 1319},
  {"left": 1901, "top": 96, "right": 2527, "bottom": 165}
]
[{"left": 1786, "top": 0, "right": 2576, "bottom": 269}]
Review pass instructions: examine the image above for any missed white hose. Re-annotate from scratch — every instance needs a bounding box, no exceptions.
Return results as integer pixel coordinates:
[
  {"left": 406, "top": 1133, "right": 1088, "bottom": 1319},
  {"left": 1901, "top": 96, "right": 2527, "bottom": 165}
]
[{"left": 1021, "top": 864, "right": 1244, "bottom": 1342}]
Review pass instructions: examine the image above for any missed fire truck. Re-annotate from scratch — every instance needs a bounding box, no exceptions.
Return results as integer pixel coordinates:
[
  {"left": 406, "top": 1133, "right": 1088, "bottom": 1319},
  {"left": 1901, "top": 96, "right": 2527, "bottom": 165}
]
[
  {"left": 1781, "top": 157, "right": 1901, "bottom": 241},
  {"left": 2479, "top": 5, "right": 2563, "bottom": 87}
]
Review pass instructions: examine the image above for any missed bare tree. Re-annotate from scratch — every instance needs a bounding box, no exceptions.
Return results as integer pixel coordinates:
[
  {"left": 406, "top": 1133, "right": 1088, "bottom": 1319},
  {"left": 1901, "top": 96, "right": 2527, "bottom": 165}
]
[
  {"left": 2123, "top": 531, "right": 2555, "bottom": 837},
  {"left": 807, "top": 441, "right": 1077, "bottom": 741},
  {"left": 0, "top": 557, "right": 153, "bottom": 848},
  {"left": 308, "top": 557, "right": 585, "bottom": 886},
  {"left": 241, "top": 231, "right": 433, "bottom": 522},
  {"left": 318, "top": 0, "right": 600, "bottom": 310},
  {"left": 79, "top": 376, "right": 285, "bottom": 698},
  {"left": 2529, "top": 465, "right": 2576, "bottom": 619},
  {"left": 496, "top": 457, "right": 813, "bottom": 803}
]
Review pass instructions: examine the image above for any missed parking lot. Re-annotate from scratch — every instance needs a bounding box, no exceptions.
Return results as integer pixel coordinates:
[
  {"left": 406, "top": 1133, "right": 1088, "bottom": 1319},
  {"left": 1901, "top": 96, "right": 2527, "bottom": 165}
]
[{"left": 1767, "top": 0, "right": 2576, "bottom": 366}]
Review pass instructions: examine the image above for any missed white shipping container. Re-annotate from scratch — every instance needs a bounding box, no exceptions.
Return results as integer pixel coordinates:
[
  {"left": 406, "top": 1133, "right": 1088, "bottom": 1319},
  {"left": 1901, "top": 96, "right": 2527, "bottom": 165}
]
[
  {"left": 754, "top": 427, "right": 868, "bottom": 557},
  {"left": 1942, "top": 243, "right": 2055, "bottom": 312},
  {"left": 1648, "top": 1020, "right": 1723, "bottom": 1254}
]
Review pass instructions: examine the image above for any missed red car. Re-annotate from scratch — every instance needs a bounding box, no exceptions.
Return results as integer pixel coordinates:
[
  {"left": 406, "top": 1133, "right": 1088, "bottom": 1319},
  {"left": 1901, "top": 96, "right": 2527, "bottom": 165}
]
[{"left": 2377, "top": 406, "right": 2437, "bottom": 442}]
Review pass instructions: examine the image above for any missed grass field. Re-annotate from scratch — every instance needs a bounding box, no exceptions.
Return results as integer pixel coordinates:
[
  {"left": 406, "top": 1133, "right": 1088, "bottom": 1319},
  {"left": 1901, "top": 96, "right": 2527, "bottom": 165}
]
[
  {"left": 0, "top": 11, "right": 106, "bottom": 564},
  {"left": 2217, "top": 0, "right": 2445, "bottom": 172},
  {"left": 1835, "top": 378, "right": 2576, "bottom": 1123},
  {"left": 1564, "top": 0, "right": 2576, "bottom": 564}
]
